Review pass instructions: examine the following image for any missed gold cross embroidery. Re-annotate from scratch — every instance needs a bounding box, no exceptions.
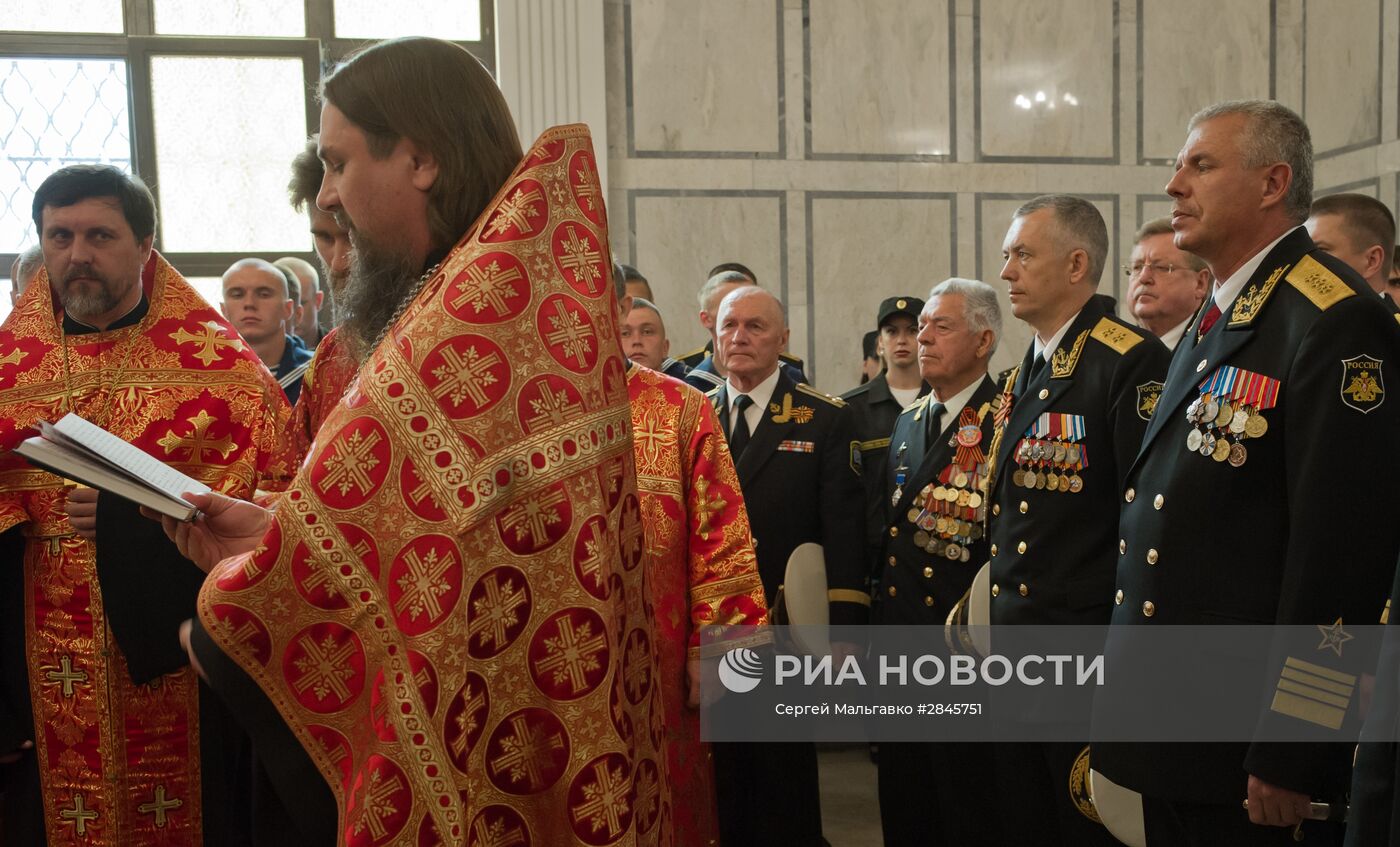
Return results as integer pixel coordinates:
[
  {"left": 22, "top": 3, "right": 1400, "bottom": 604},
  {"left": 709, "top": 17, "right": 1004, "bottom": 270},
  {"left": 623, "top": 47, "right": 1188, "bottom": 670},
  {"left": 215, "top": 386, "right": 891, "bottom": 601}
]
[
  {"left": 693, "top": 476, "right": 727, "bottom": 541},
  {"left": 137, "top": 785, "right": 182, "bottom": 827},
  {"left": 170, "top": 321, "right": 244, "bottom": 366},
  {"left": 157, "top": 410, "right": 236, "bottom": 462}
]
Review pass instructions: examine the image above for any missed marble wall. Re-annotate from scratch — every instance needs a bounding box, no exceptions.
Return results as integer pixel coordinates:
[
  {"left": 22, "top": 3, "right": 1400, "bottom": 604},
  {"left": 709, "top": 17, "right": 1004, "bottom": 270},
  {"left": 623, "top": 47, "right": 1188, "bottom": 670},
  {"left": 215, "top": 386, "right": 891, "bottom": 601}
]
[{"left": 602, "top": 0, "right": 1400, "bottom": 388}]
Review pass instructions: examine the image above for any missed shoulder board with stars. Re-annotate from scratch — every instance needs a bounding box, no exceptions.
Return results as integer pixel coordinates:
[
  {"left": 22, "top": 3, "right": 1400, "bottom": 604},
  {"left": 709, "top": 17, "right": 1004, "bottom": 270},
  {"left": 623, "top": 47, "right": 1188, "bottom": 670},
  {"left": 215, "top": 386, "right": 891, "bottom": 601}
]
[
  {"left": 1089, "top": 317, "right": 1144, "bottom": 355},
  {"left": 1287, "top": 254, "right": 1355, "bottom": 312},
  {"left": 795, "top": 382, "right": 845, "bottom": 407}
]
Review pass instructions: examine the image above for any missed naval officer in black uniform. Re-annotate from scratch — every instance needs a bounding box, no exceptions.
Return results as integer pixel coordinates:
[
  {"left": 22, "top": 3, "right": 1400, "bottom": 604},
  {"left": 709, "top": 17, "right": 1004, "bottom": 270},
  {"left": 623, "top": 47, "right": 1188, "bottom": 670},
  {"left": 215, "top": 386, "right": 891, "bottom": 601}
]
[
  {"left": 872, "top": 278, "right": 1002, "bottom": 846},
  {"left": 705, "top": 285, "right": 867, "bottom": 847},
  {"left": 843, "top": 295, "right": 930, "bottom": 582},
  {"left": 1093, "top": 100, "right": 1400, "bottom": 846},
  {"left": 986, "top": 194, "right": 1171, "bottom": 846}
]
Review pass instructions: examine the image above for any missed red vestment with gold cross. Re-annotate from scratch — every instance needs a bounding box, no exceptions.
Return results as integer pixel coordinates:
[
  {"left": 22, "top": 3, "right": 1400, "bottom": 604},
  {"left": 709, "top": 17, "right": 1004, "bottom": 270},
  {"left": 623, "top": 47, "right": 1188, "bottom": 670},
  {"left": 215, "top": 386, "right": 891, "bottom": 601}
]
[
  {"left": 274, "top": 325, "right": 359, "bottom": 474},
  {"left": 197, "top": 126, "right": 673, "bottom": 846},
  {"left": 0, "top": 252, "right": 292, "bottom": 845},
  {"left": 626, "top": 363, "right": 766, "bottom": 847}
]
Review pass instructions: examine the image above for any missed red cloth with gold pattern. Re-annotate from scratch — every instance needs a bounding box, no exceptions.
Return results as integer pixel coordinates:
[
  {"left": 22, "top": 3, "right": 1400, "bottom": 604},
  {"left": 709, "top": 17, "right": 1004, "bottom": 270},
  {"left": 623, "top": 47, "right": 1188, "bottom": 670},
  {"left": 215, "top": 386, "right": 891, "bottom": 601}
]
[
  {"left": 0, "top": 252, "right": 292, "bottom": 846},
  {"left": 626, "top": 363, "right": 765, "bottom": 847},
  {"left": 274, "top": 325, "right": 359, "bottom": 473},
  {"left": 197, "top": 126, "right": 673, "bottom": 846}
]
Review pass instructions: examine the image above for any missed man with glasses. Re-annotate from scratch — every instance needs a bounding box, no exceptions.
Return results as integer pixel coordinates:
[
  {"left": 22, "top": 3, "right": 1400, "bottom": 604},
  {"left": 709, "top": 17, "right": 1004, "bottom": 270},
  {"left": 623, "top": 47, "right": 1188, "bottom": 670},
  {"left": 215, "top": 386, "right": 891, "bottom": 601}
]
[{"left": 1126, "top": 218, "right": 1213, "bottom": 350}]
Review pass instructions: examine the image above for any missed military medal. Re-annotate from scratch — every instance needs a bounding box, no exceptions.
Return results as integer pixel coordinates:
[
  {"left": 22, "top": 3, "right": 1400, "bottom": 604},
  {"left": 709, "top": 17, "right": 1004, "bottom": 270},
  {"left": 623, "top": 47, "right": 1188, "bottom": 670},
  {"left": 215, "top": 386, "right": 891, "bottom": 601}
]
[
  {"left": 1185, "top": 366, "right": 1279, "bottom": 468},
  {"left": 1244, "top": 411, "right": 1268, "bottom": 438}
]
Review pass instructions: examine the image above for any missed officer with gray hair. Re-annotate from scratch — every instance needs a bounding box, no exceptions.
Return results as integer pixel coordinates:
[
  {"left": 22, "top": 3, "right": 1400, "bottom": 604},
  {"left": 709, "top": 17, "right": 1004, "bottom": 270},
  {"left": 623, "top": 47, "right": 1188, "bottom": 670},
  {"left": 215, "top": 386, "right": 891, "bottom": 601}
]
[{"left": 873, "top": 277, "right": 1003, "bottom": 846}]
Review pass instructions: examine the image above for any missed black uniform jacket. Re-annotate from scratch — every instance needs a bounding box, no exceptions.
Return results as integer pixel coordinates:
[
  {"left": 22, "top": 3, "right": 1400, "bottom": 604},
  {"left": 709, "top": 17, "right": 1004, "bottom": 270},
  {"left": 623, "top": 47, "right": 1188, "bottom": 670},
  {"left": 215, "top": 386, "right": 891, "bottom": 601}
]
[
  {"left": 1347, "top": 559, "right": 1400, "bottom": 847},
  {"left": 841, "top": 372, "right": 930, "bottom": 579},
  {"left": 873, "top": 376, "right": 998, "bottom": 625},
  {"left": 709, "top": 370, "right": 870, "bottom": 625},
  {"left": 986, "top": 294, "right": 1170, "bottom": 626},
  {"left": 1094, "top": 227, "right": 1400, "bottom": 804}
]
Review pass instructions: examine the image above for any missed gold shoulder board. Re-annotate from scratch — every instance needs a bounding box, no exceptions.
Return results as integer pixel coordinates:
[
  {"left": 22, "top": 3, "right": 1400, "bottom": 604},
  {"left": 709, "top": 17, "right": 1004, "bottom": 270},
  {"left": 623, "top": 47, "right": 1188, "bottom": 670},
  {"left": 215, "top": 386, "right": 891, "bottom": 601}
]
[
  {"left": 1287, "top": 254, "right": 1355, "bottom": 311},
  {"left": 1089, "top": 317, "right": 1143, "bottom": 355},
  {"left": 795, "top": 382, "right": 845, "bottom": 407}
]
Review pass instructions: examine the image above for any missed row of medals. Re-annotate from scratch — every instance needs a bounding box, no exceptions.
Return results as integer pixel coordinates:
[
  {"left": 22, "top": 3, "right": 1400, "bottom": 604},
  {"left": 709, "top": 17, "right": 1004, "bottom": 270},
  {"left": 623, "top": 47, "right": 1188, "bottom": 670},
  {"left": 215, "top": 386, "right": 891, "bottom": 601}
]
[
  {"left": 1011, "top": 439, "right": 1085, "bottom": 493},
  {"left": 909, "top": 470, "right": 986, "bottom": 563},
  {"left": 1184, "top": 395, "right": 1267, "bottom": 467}
]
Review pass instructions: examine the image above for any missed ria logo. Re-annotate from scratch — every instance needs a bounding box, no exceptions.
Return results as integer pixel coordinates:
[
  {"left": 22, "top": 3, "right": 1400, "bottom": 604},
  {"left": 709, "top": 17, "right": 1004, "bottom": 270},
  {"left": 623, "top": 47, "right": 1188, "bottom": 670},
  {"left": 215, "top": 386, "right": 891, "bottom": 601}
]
[{"left": 718, "top": 647, "right": 764, "bottom": 693}]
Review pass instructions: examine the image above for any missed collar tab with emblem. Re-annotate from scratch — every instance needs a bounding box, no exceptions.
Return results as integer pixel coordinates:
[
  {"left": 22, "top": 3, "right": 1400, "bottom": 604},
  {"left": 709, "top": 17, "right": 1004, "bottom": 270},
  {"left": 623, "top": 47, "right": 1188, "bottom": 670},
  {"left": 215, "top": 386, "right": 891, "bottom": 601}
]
[
  {"left": 770, "top": 392, "right": 815, "bottom": 423},
  {"left": 1228, "top": 264, "right": 1288, "bottom": 326},
  {"left": 1050, "top": 330, "right": 1089, "bottom": 378}
]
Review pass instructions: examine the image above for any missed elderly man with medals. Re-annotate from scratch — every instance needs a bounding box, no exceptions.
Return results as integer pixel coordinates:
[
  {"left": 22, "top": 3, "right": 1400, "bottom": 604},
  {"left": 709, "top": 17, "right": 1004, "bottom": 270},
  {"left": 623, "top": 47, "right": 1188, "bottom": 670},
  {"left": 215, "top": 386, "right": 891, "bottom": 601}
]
[
  {"left": 616, "top": 272, "right": 768, "bottom": 847},
  {"left": 154, "top": 38, "right": 672, "bottom": 847},
  {"left": 872, "top": 278, "right": 1002, "bottom": 846},
  {"left": 0, "top": 165, "right": 291, "bottom": 845}
]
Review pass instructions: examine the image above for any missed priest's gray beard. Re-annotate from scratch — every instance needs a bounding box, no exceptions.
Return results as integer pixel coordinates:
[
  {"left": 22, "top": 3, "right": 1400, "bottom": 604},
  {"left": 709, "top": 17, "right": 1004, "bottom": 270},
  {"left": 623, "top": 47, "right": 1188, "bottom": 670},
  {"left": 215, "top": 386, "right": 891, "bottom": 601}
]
[{"left": 339, "top": 232, "right": 422, "bottom": 363}]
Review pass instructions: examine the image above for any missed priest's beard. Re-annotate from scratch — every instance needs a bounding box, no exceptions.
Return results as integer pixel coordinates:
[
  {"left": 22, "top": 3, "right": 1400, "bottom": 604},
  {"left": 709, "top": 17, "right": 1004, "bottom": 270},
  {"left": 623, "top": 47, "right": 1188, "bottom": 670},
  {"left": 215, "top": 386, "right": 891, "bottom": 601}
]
[
  {"left": 339, "top": 233, "right": 422, "bottom": 363},
  {"left": 58, "top": 267, "right": 131, "bottom": 322}
]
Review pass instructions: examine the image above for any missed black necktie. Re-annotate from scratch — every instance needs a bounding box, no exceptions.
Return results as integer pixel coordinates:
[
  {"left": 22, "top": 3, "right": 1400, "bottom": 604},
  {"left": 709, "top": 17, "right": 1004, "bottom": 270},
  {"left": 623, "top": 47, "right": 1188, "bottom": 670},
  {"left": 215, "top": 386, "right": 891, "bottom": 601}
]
[
  {"left": 729, "top": 394, "right": 754, "bottom": 458},
  {"left": 1028, "top": 353, "right": 1047, "bottom": 382},
  {"left": 924, "top": 402, "right": 945, "bottom": 446}
]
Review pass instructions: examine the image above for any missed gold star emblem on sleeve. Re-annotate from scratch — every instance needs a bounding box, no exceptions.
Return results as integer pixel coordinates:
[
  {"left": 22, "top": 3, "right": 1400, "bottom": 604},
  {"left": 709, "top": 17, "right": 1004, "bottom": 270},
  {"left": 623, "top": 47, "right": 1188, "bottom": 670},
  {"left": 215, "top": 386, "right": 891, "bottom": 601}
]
[{"left": 1315, "top": 617, "right": 1353, "bottom": 657}]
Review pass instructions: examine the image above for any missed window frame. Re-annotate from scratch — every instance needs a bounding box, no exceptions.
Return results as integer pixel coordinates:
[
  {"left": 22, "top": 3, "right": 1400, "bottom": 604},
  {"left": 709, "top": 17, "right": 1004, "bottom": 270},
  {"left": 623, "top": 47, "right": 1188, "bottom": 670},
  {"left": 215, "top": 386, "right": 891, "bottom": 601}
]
[{"left": 0, "top": 0, "right": 495, "bottom": 286}]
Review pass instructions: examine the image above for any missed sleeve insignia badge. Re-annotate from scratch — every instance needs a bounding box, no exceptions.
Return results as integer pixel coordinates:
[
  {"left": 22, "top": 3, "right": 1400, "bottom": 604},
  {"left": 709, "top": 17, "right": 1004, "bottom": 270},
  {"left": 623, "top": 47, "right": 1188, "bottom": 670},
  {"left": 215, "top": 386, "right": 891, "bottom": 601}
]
[
  {"left": 1315, "top": 617, "right": 1353, "bottom": 657},
  {"left": 1340, "top": 355, "right": 1385, "bottom": 414},
  {"left": 1136, "top": 380, "right": 1165, "bottom": 421}
]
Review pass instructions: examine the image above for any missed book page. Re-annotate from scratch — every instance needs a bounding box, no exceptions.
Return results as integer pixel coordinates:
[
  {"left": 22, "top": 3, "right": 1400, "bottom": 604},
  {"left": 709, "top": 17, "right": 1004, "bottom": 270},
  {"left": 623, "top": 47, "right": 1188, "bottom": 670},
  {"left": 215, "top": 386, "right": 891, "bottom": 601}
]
[{"left": 47, "top": 414, "right": 212, "bottom": 501}]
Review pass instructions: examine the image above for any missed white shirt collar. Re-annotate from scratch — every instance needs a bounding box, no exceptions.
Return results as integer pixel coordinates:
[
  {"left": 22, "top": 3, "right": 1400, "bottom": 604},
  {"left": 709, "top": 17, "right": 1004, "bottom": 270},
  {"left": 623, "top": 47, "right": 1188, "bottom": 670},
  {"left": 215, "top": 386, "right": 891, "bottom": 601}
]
[
  {"left": 1157, "top": 316, "right": 1192, "bottom": 351},
  {"left": 726, "top": 365, "right": 782, "bottom": 433},
  {"left": 1212, "top": 226, "right": 1301, "bottom": 314},
  {"left": 925, "top": 375, "right": 986, "bottom": 437},
  {"left": 1032, "top": 307, "right": 1083, "bottom": 361}
]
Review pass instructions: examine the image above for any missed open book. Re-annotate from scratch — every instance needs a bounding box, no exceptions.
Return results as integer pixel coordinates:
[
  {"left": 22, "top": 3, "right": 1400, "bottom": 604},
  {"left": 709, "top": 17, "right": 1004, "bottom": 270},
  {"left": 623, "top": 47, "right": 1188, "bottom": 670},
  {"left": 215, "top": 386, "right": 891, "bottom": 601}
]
[{"left": 15, "top": 413, "right": 211, "bottom": 521}]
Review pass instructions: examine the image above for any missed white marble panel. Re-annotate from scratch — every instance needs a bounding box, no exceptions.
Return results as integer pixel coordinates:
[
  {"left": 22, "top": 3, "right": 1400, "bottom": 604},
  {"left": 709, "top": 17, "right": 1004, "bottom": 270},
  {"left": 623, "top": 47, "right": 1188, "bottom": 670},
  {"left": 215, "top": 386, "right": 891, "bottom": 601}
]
[
  {"left": 808, "top": 0, "right": 952, "bottom": 156},
  {"left": 1304, "top": 0, "right": 1381, "bottom": 154},
  {"left": 809, "top": 195, "right": 955, "bottom": 393},
  {"left": 629, "top": 0, "right": 780, "bottom": 153},
  {"left": 1317, "top": 181, "right": 1379, "bottom": 199},
  {"left": 631, "top": 193, "right": 784, "bottom": 358},
  {"left": 977, "top": 0, "right": 1115, "bottom": 160},
  {"left": 1140, "top": 0, "right": 1272, "bottom": 162},
  {"left": 1138, "top": 198, "right": 1174, "bottom": 229},
  {"left": 977, "top": 196, "right": 1117, "bottom": 376}
]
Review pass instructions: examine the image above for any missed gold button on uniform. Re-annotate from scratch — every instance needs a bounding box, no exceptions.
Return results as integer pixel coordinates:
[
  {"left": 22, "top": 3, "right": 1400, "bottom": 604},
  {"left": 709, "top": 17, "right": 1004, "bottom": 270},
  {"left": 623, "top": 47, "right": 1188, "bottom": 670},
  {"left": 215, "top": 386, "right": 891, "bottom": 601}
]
[
  {"left": 888, "top": 556, "right": 897, "bottom": 567},
  {"left": 1146, "top": 549, "right": 1159, "bottom": 565},
  {"left": 991, "top": 544, "right": 999, "bottom": 556},
  {"left": 888, "top": 586, "right": 897, "bottom": 597},
  {"left": 1118, "top": 539, "right": 1126, "bottom": 554},
  {"left": 1153, "top": 494, "right": 1164, "bottom": 510},
  {"left": 924, "top": 596, "right": 934, "bottom": 607},
  {"left": 1124, "top": 488, "right": 1136, "bottom": 503},
  {"left": 1142, "top": 601, "right": 1156, "bottom": 617},
  {"left": 923, "top": 566, "right": 934, "bottom": 578},
  {"left": 1017, "top": 541, "right": 1027, "bottom": 554},
  {"left": 1018, "top": 583, "right": 1029, "bottom": 597},
  {"left": 890, "top": 527, "right": 898, "bottom": 538},
  {"left": 1038, "top": 388, "right": 1050, "bottom": 400},
  {"left": 991, "top": 584, "right": 1001, "bottom": 597},
  {"left": 1019, "top": 501, "right": 1028, "bottom": 514},
  {"left": 1115, "top": 589, "right": 1124, "bottom": 605},
  {"left": 993, "top": 504, "right": 1001, "bottom": 516},
  {"left": 1196, "top": 359, "right": 1207, "bottom": 373}
]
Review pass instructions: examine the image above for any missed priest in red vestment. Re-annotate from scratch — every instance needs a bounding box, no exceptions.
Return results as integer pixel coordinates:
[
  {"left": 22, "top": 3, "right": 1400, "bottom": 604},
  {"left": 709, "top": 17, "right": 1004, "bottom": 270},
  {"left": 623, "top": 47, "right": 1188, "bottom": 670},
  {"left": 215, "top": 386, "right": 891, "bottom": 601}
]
[
  {"left": 0, "top": 165, "right": 291, "bottom": 846},
  {"left": 624, "top": 336, "right": 767, "bottom": 846},
  {"left": 174, "top": 38, "right": 671, "bottom": 847}
]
